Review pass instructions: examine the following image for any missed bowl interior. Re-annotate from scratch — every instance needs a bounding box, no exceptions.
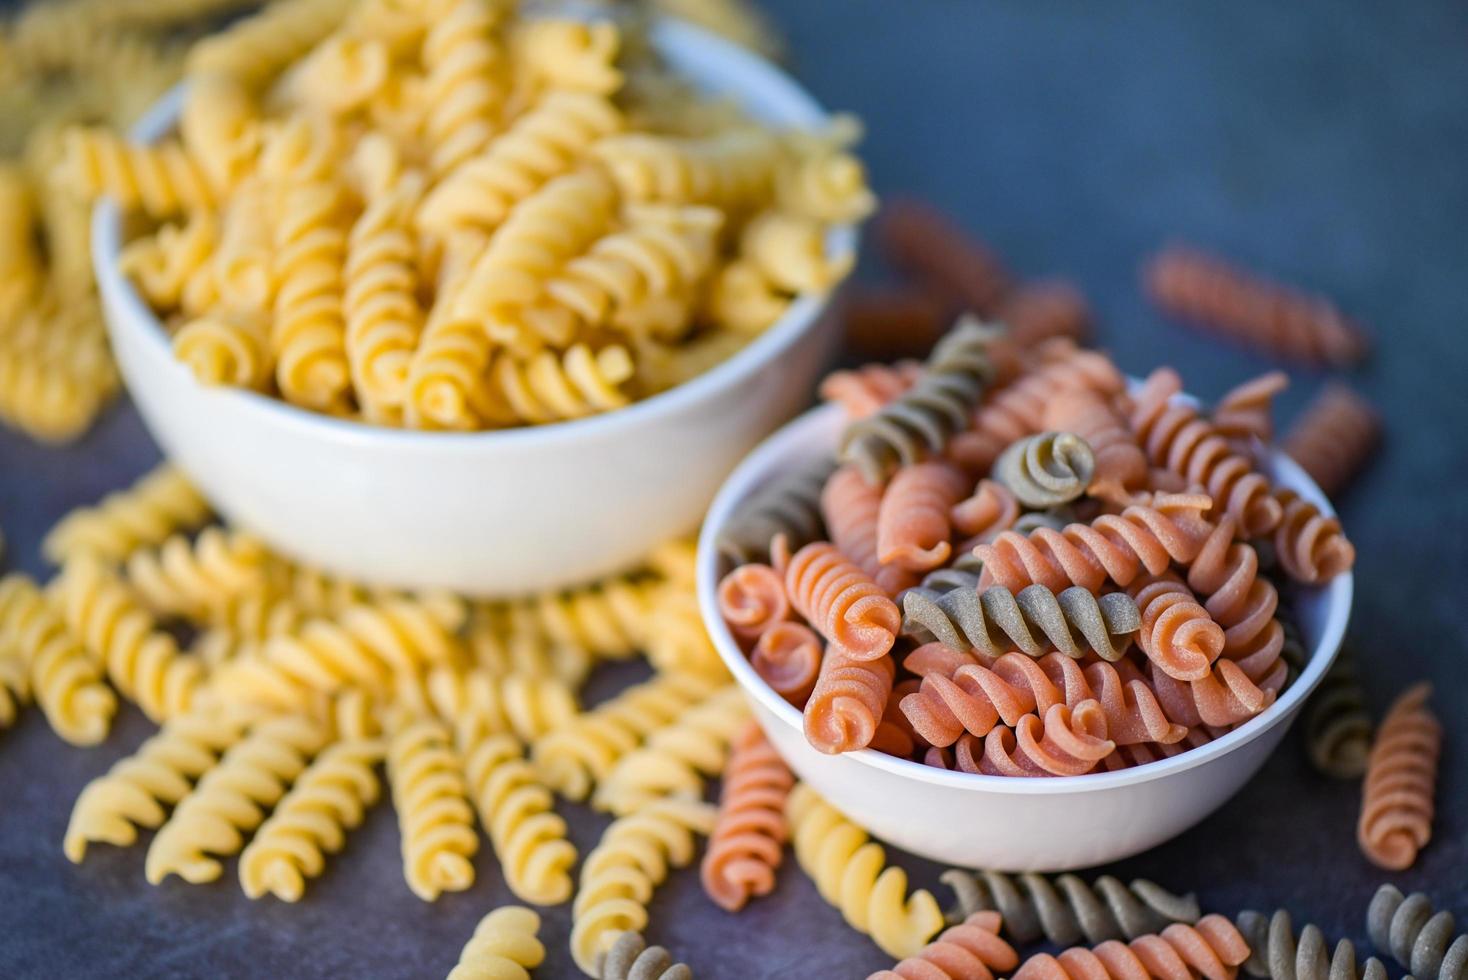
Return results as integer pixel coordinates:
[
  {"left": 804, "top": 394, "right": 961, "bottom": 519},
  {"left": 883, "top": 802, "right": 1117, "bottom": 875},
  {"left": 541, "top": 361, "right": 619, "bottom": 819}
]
[{"left": 696, "top": 400, "right": 1353, "bottom": 794}]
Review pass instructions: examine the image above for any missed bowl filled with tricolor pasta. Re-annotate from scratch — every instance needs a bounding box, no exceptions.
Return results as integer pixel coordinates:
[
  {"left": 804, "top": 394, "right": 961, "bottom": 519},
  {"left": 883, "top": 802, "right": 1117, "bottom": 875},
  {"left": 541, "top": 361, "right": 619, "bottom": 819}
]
[
  {"left": 86, "top": 7, "right": 869, "bottom": 595},
  {"left": 697, "top": 321, "right": 1354, "bottom": 870}
]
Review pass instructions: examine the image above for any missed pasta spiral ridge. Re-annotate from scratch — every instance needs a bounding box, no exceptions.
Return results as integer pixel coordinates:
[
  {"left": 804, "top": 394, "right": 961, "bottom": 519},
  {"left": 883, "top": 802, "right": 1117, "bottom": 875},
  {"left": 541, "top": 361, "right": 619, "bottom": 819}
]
[
  {"left": 597, "top": 931, "right": 693, "bottom": 980},
  {"left": 1127, "top": 573, "right": 1227, "bottom": 682},
  {"left": 124, "top": 527, "right": 269, "bottom": 620},
  {"left": 532, "top": 672, "right": 721, "bottom": 801},
  {"left": 821, "top": 360, "right": 925, "bottom": 421},
  {"left": 978, "top": 700, "right": 1115, "bottom": 777},
  {"left": 820, "top": 463, "right": 915, "bottom": 597},
  {"left": 974, "top": 493, "right": 1215, "bottom": 594},
  {"left": 805, "top": 649, "right": 894, "bottom": 754},
  {"left": 994, "top": 431, "right": 1097, "bottom": 509},
  {"left": 1281, "top": 384, "right": 1380, "bottom": 498},
  {"left": 447, "top": 906, "right": 545, "bottom": 980},
  {"left": 1358, "top": 683, "right": 1440, "bottom": 870},
  {"left": 869, "top": 910, "right": 1019, "bottom": 980},
  {"left": 1301, "top": 655, "right": 1372, "bottom": 779},
  {"left": 52, "top": 556, "right": 203, "bottom": 723},
  {"left": 1213, "top": 371, "right": 1289, "bottom": 448},
  {"left": 63, "top": 129, "right": 214, "bottom": 218},
  {"left": 787, "top": 782, "right": 944, "bottom": 958},
  {"left": 511, "top": 19, "right": 622, "bottom": 95},
  {"left": 145, "top": 714, "right": 330, "bottom": 884},
  {"left": 716, "top": 455, "right": 834, "bottom": 565},
  {"left": 63, "top": 703, "right": 261, "bottom": 862},
  {"left": 716, "top": 563, "right": 791, "bottom": 645},
  {"left": 592, "top": 127, "right": 781, "bottom": 208},
  {"left": 951, "top": 479, "right": 1022, "bottom": 547},
  {"left": 901, "top": 577, "right": 1141, "bottom": 663},
  {"left": 593, "top": 686, "right": 751, "bottom": 815},
  {"left": 238, "top": 735, "right": 384, "bottom": 901},
  {"left": 701, "top": 721, "right": 793, "bottom": 913},
  {"left": 422, "top": 0, "right": 508, "bottom": 177},
  {"left": 173, "top": 310, "right": 274, "bottom": 389},
  {"left": 1130, "top": 368, "right": 1282, "bottom": 537},
  {"left": 187, "top": 0, "right": 356, "bottom": 88},
  {"left": 942, "top": 869, "right": 1201, "bottom": 946},
  {"left": 877, "top": 461, "right": 969, "bottom": 572},
  {"left": 43, "top": 464, "right": 210, "bottom": 565},
  {"left": 781, "top": 541, "right": 901, "bottom": 661},
  {"left": 1043, "top": 389, "right": 1147, "bottom": 501},
  {"left": 750, "top": 621, "right": 822, "bottom": 706},
  {"left": 570, "top": 797, "right": 717, "bottom": 974},
  {"left": 489, "top": 344, "right": 636, "bottom": 424},
  {"left": 521, "top": 573, "right": 658, "bottom": 661},
  {"left": 1366, "top": 884, "right": 1467, "bottom": 980},
  {"left": 1185, "top": 517, "right": 1285, "bottom": 686},
  {"left": 1011, "top": 915, "right": 1250, "bottom": 980},
  {"left": 271, "top": 181, "right": 351, "bottom": 410},
  {"left": 1271, "top": 489, "right": 1356, "bottom": 585},
  {"left": 388, "top": 715, "right": 479, "bottom": 900},
  {"left": 0, "top": 575, "right": 116, "bottom": 746},
  {"left": 1236, "top": 909, "right": 1388, "bottom": 980},
  {"left": 462, "top": 732, "right": 578, "bottom": 906},
  {"left": 345, "top": 179, "right": 425, "bottom": 417},
  {"left": 841, "top": 317, "right": 1002, "bottom": 483}
]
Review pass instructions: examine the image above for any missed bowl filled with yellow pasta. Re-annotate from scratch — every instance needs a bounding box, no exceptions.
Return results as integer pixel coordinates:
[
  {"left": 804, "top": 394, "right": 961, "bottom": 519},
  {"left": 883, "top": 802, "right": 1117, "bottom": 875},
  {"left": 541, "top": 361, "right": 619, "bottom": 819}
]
[{"left": 87, "top": 4, "right": 870, "bottom": 595}]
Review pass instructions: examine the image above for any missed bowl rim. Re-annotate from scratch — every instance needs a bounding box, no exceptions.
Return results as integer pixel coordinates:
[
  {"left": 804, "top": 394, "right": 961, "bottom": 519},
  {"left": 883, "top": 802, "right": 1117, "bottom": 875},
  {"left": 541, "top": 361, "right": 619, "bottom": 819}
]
[
  {"left": 92, "top": 18, "right": 859, "bottom": 454},
  {"left": 696, "top": 398, "right": 1354, "bottom": 796}
]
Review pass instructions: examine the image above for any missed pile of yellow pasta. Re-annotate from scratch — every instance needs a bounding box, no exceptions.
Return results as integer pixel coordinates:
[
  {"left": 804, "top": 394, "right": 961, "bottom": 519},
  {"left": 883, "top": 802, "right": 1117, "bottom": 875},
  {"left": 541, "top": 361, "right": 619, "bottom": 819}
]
[{"left": 63, "top": 0, "right": 872, "bottom": 429}]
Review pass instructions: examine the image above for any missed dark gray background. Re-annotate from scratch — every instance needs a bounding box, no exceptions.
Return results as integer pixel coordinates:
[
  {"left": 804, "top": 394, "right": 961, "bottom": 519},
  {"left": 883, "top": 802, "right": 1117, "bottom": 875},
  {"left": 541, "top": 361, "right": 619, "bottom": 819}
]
[{"left": 1, "top": 1, "right": 1465, "bottom": 977}]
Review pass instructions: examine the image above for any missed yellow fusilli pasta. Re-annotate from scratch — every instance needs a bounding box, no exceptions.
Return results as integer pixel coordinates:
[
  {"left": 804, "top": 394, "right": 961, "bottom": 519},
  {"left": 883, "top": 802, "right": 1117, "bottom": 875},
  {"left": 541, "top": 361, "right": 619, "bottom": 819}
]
[
  {"left": 447, "top": 906, "right": 546, "bottom": 980},
  {"left": 42, "top": 463, "right": 211, "bottom": 565},
  {"left": 387, "top": 714, "right": 479, "bottom": 901},
  {"left": 124, "top": 526, "right": 270, "bottom": 620}
]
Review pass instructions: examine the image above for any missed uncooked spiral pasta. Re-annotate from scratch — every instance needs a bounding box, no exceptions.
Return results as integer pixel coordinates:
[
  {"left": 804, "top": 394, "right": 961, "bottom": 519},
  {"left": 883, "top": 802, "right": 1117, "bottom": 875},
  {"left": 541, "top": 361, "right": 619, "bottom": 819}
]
[
  {"left": 901, "top": 578, "right": 1141, "bottom": 662},
  {"left": 740, "top": 209, "right": 854, "bottom": 294},
  {"left": 978, "top": 700, "right": 1114, "bottom": 777},
  {"left": 387, "top": 714, "right": 479, "bottom": 901},
  {"left": 532, "top": 672, "right": 720, "bottom": 801},
  {"left": 841, "top": 317, "right": 1002, "bottom": 483},
  {"left": 821, "top": 360, "right": 925, "bottom": 420},
  {"left": 174, "top": 310, "right": 275, "bottom": 389},
  {"left": 821, "top": 463, "right": 916, "bottom": 597},
  {"left": 749, "top": 621, "right": 822, "bottom": 706},
  {"left": 1184, "top": 516, "right": 1286, "bottom": 690},
  {"left": 951, "top": 479, "right": 1021, "bottom": 547},
  {"left": 1236, "top": 908, "right": 1388, "bottom": 980},
  {"left": 187, "top": 0, "right": 357, "bottom": 89},
  {"left": 0, "top": 574, "right": 116, "bottom": 746},
  {"left": 271, "top": 180, "right": 352, "bottom": 411},
  {"left": 512, "top": 570, "right": 659, "bottom": 663},
  {"left": 780, "top": 540, "right": 901, "bottom": 662},
  {"left": 786, "top": 782, "right": 943, "bottom": 958},
  {"left": 716, "top": 455, "right": 833, "bottom": 566},
  {"left": 877, "top": 461, "right": 969, "bottom": 571},
  {"left": 701, "top": 721, "right": 793, "bottom": 913},
  {"left": 593, "top": 686, "right": 750, "bottom": 815},
  {"left": 1271, "top": 488, "right": 1355, "bottom": 585},
  {"left": 597, "top": 931, "right": 694, "bottom": 980},
  {"left": 1127, "top": 573, "right": 1226, "bottom": 682},
  {"left": 512, "top": 18, "right": 621, "bottom": 96},
  {"left": 1042, "top": 389, "right": 1146, "bottom": 502},
  {"left": 51, "top": 555, "right": 204, "bottom": 723},
  {"left": 776, "top": 144, "right": 877, "bottom": 226},
  {"left": 417, "top": 0, "right": 508, "bottom": 177},
  {"left": 1301, "top": 655, "right": 1372, "bottom": 779},
  {"left": 1147, "top": 656, "right": 1273, "bottom": 730},
  {"left": 943, "top": 870, "right": 1201, "bottom": 947},
  {"left": 62, "top": 129, "right": 215, "bottom": 218},
  {"left": 145, "top": 713, "right": 331, "bottom": 884},
  {"left": 1366, "top": 884, "right": 1466, "bottom": 980},
  {"left": 592, "top": 126, "right": 781, "bottom": 210},
  {"left": 993, "top": 431, "right": 1097, "bottom": 509},
  {"left": 461, "top": 730, "right": 578, "bottom": 906},
  {"left": 803, "top": 646, "right": 894, "bottom": 754},
  {"left": 1358, "top": 683, "right": 1440, "bottom": 870},
  {"left": 447, "top": 905, "right": 546, "bottom": 980},
  {"left": 124, "top": 527, "right": 269, "bottom": 620},
  {"left": 879, "top": 197, "right": 1011, "bottom": 316},
  {"left": 1282, "top": 384, "right": 1381, "bottom": 498},
  {"left": 119, "top": 211, "right": 219, "bottom": 314},
  {"left": 43, "top": 463, "right": 211, "bottom": 565},
  {"left": 716, "top": 563, "right": 791, "bottom": 645},
  {"left": 344, "top": 176, "right": 425, "bottom": 419},
  {"left": 238, "top": 735, "right": 385, "bottom": 901},
  {"left": 869, "top": 910, "right": 1019, "bottom": 980},
  {"left": 488, "top": 343, "right": 636, "bottom": 424},
  {"left": 1011, "top": 914, "right": 1250, "bottom": 980},
  {"left": 1213, "top": 371, "right": 1288, "bottom": 447},
  {"left": 62, "top": 701, "right": 262, "bottom": 862},
  {"left": 570, "top": 797, "right": 716, "bottom": 975},
  {"left": 1144, "top": 245, "right": 1369, "bottom": 366}
]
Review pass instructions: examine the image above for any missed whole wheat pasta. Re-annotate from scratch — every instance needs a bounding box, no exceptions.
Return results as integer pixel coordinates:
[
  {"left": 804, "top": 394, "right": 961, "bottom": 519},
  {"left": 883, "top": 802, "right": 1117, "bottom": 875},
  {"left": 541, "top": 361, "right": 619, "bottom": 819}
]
[
  {"left": 780, "top": 540, "right": 901, "bottom": 662},
  {"left": 1358, "top": 683, "right": 1440, "bottom": 870},
  {"left": 596, "top": 931, "right": 694, "bottom": 980},
  {"left": 803, "top": 647, "right": 894, "bottom": 754},
  {"left": 869, "top": 910, "right": 1019, "bottom": 980},
  {"left": 821, "top": 463, "right": 917, "bottom": 596},
  {"left": 877, "top": 461, "right": 969, "bottom": 571},
  {"left": 1144, "top": 245, "right": 1368, "bottom": 366},
  {"left": 993, "top": 431, "right": 1096, "bottom": 509},
  {"left": 1365, "top": 884, "right": 1467, "bottom": 980},
  {"left": 1282, "top": 384, "right": 1381, "bottom": 498},
  {"left": 1301, "top": 655, "right": 1373, "bottom": 779},
  {"left": 700, "top": 721, "right": 793, "bottom": 912},
  {"left": 1236, "top": 908, "right": 1389, "bottom": 980},
  {"left": 716, "top": 455, "right": 835, "bottom": 566},
  {"left": 1012, "top": 914, "right": 1250, "bottom": 980},
  {"left": 879, "top": 198, "right": 1011, "bottom": 315},
  {"left": 749, "top": 621, "right": 822, "bottom": 707}
]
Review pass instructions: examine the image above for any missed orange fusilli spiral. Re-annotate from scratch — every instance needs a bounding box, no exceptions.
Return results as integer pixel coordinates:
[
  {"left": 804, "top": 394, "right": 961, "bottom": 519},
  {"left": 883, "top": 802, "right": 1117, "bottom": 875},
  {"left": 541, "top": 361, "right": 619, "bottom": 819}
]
[
  {"left": 1186, "top": 518, "right": 1287, "bottom": 687},
  {"left": 994, "top": 280, "right": 1091, "bottom": 350},
  {"left": 1144, "top": 245, "right": 1368, "bottom": 366},
  {"left": 716, "top": 563, "right": 791, "bottom": 645},
  {"left": 1012, "top": 914, "right": 1250, "bottom": 980},
  {"left": 973, "top": 493, "right": 1214, "bottom": 594},
  {"left": 1130, "top": 367, "right": 1281, "bottom": 538},
  {"left": 1213, "top": 371, "right": 1288, "bottom": 447},
  {"left": 979, "top": 701, "right": 1114, "bottom": 777},
  {"left": 1283, "top": 384, "right": 1381, "bottom": 498},
  {"left": 950, "top": 479, "right": 1021, "bottom": 547},
  {"left": 878, "top": 462, "right": 969, "bottom": 572},
  {"left": 700, "top": 722, "right": 793, "bottom": 912},
  {"left": 821, "top": 361, "right": 924, "bottom": 420},
  {"left": 1127, "top": 573, "right": 1225, "bottom": 682},
  {"left": 750, "top": 622, "right": 822, "bottom": 707},
  {"left": 1044, "top": 389, "right": 1146, "bottom": 501},
  {"left": 870, "top": 910, "right": 1020, "bottom": 980},
  {"left": 1358, "top": 683, "right": 1440, "bottom": 871},
  {"left": 1272, "top": 489, "right": 1355, "bottom": 585},
  {"left": 803, "top": 647, "right": 894, "bottom": 754},
  {"left": 1099, "top": 726, "right": 1219, "bottom": 772},
  {"left": 780, "top": 541, "right": 901, "bottom": 661},
  {"left": 821, "top": 464, "right": 917, "bottom": 597},
  {"left": 1146, "top": 654, "right": 1273, "bottom": 729}
]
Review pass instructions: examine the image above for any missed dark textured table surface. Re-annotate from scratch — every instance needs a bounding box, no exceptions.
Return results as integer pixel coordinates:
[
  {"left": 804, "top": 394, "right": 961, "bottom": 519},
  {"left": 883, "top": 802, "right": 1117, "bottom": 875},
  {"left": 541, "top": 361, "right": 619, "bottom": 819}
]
[{"left": 2, "top": 1, "right": 1465, "bottom": 977}]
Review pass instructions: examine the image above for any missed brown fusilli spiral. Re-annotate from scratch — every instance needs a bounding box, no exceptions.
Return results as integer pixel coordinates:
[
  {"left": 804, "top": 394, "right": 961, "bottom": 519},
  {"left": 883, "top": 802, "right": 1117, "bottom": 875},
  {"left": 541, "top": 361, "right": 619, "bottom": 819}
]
[
  {"left": 993, "top": 431, "right": 1096, "bottom": 509},
  {"left": 1186, "top": 517, "right": 1287, "bottom": 688},
  {"left": 1012, "top": 915, "right": 1251, "bottom": 980},
  {"left": 1237, "top": 908, "right": 1389, "bottom": 980},
  {"left": 750, "top": 622, "right": 822, "bottom": 707},
  {"left": 950, "top": 480, "right": 1021, "bottom": 547},
  {"left": 803, "top": 647, "right": 894, "bottom": 754},
  {"left": 1302, "top": 654, "right": 1372, "bottom": 779},
  {"left": 1358, "top": 683, "right": 1440, "bottom": 870},
  {"left": 1365, "top": 884, "right": 1466, "bottom": 980},
  {"left": 868, "top": 910, "right": 1019, "bottom": 980},
  {"left": 779, "top": 541, "right": 901, "bottom": 661},
  {"left": 1282, "top": 384, "right": 1381, "bottom": 498},
  {"left": 700, "top": 722, "right": 793, "bottom": 912},
  {"left": 880, "top": 198, "right": 1011, "bottom": 316},
  {"left": 1147, "top": 654, "right": 1273, "bottom": 729},
  {"left": 943, "top": 870, "right": 1201, "bottom": 946},
  {"left": 822, "top": 464, "right": 917, "bottom": 596},
  {"left": 1144, "top": 246, "right": 1369, "bottom": 366},
  {"left": 716, "top": 455, "right": 834, "bottom": 566},
  {"left": 1127, "top": 573, "right": 1226, "bottom": 682}
]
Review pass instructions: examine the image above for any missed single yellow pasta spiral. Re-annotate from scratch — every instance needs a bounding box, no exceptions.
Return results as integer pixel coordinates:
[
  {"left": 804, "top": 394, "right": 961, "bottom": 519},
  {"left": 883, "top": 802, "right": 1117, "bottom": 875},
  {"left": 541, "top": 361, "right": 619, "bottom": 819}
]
[
  {"left": 187, "top": 0, "right": 358, "bottom": 90},
  {"left": 239, "top": 735, "right": 385, "bottom": 901},
  {"left": 705, "top": 258, "right": 790, "bottom": 334},
  {"left": 787, "top": 782, "right": 944, "bottom": 958},
  {"left": 258, "top": 113, "right": 344, "bottom": 186},
  {"left": 346, "top": 177, "right": 426, "bottom": 418},
  {"left": 448, "top": 906, "right": 546, "bottom": 980},
  {"left": 290, "top": 33, "right": 392, "bottom": 116},
  {"left": 388, "top": 715, "right": 479, "bottom": 900},
  {"left": 145, "top": 713, "right": 331, "bottom": 884},
  {"left": 740, "top": 210, "right": 853, "bottom": 293},
  {"left": 419, "top": 93, "right": 622, "bottom": 235},
  {"left": 120, "top": 213, "right": 220, "bottom": 313},
  {"left": 464, "top": 732, "right": 578, "bottom": 905},
  {"left": 271, "top": 181, "right": 352, "bottom": 411},
  {"left": 63, "top": 129, "right": 215, "bottom": 218},
  {"left": 532, "top": 671, "right": 721, "bottom": 801},
  {"left": 776, "top": 147, "right": 877, "bottom": 224},
  {"left": 0, "top": 343, "right": 116, "bottom": 444},
  {"left": 593, "top": 685, "right": 750, "bottom": 815},
  {"left": 124, "top": 527, "right": 270, "bottom": 620},
  {"left": 570, "top": 797, "right": 717, "bottom": 975},
  {"left": 174, "top": 310, "right": 275, "bottom": 389},
  {"left": 180, "top": 74, "right": 261, "bottom": 196},
  {"left": 405, "top": 229, "right": 502, "bottom": 430},
  {"left": 592, "top": 127, "right": 782, "bottom": 209},
  {"left": 63, "top": 701, "right": 263, "bottom": 862},
  {"left": 489, "top": 344, "right": 636, "bottom": 425},
  {"left": 213, "top": 178, "right": 276, "bottom": 311},
  {"left": 0, "top": 574, "right": 116, "bottom": 746},
  {"left": 51, "top": 556, "right": 204, "bottom": 723},
  {"left": 510, "top": 18, "right": 622, "bottom": 96},
  {"left": 43, "top": 464, "right": 211, "bottom": 565},
  {"left": 422, "top": 0, "right": 509, "bottom": 177}
]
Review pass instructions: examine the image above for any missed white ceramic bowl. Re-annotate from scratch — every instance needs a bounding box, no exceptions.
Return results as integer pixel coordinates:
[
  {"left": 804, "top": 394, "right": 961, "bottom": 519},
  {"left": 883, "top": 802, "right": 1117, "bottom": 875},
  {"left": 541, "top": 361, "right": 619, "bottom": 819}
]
[
  {"left": 94, "top": 20, "right": 855, "bottom": 597},
  {"left": 697, "top": 402, "right": 1352, "bottom": 870}
]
